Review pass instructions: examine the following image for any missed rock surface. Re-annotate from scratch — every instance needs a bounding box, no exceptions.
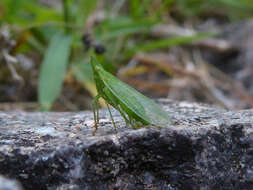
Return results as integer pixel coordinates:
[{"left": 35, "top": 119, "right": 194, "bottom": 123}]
[
  {"left": 0, "top": 99, "right": 253, "bottom": 190},
  {"left": 0, "top": 175, "right": 23, "bottom": 190}
]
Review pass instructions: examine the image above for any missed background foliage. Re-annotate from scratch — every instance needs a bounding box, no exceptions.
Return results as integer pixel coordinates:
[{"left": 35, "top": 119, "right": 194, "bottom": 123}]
[{"left": 0, "top": 0, "right": 253, "bottom": 110}]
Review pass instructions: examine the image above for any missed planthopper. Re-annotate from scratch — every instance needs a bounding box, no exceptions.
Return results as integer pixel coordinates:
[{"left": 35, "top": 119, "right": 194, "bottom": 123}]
[{"left": 90, "top": 56, "right": 171, "bottom": 134}]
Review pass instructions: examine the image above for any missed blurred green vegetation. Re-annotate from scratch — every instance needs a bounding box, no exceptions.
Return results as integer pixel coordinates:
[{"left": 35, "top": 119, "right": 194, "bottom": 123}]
[
  {"left": 175, "top": 0, "right": 253, "bottom": 20},
  {"left": 0, "top": 0, "right": 253, "bottom": 110}
]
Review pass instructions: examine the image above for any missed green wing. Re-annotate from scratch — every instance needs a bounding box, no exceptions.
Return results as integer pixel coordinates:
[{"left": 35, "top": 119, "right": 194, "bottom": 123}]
[{"left": 98, "top": 66, "right": 171, "bottom": 127}]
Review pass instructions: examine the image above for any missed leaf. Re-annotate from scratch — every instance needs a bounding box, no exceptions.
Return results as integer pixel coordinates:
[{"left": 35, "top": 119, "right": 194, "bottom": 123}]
[
  {"left": 75, "top": 0, "right": 99, "bottom": 25},
  {"left": 71, "top": 61, "right": 107, "bottom": 107},
  {"left": 38, "top": 33, "right": 72, "bottom": 110},
  {"left": 91, "top": 57, "right": 171, "bottom": 126},
  {"left": 1, "top": 0, "right": 61, "bottom": 26},
  {"left": 71, "top": 60, "right": 96, "bottom": 94},
  {"left": 127, "top": 33, "right": 213, "bottom": 56},
  {"left": 94, "top": 16, "right": 157, "bottom": 41}
]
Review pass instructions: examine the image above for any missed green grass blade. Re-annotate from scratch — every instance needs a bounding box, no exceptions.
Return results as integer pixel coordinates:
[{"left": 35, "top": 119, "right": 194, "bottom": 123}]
[
  {"left": 71, "top": 61, "right": 93, "bottom": 84},
  {"left": 76, "top": 0, "right": 98, "bottom": 25},
  {"left": 1, "top": 0, "right": 62, "bottom": 26},
  {"left": 71, "top": 61, "right": 99, "bottom": 96},
  {"left": 94, "top": 16, "right": 157, "bottom": 41},
  {"left": 130, "top": 0, "right": 153, "bottom": 19},
  {"left": 38, "top": 33, "right": 72, "bottom": 110},
  {"left": 127, "top": 33, "right": 213, "bottom": 56}
]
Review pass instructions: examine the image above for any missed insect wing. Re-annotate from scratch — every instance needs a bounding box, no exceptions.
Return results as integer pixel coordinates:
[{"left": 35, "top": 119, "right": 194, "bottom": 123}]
[{"left": 98, "top": 68, "right": 171, "bottom": 126}]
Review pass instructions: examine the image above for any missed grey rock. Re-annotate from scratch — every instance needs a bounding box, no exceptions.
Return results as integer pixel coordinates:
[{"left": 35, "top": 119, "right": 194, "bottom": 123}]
[
  {"left": 0, "top": 99, "right": 253, "bottom": 189},
  {"left": 0, "top": 175, "right": 23, "bottom": 190}
]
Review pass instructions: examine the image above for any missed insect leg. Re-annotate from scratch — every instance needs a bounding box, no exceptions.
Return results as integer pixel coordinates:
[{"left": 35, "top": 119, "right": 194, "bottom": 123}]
[
  {"left": 103, "top": 87, "right": 130, "bottom": 125},
  {"left": 117, "top": 105, "right": 131, "bottom": 124},
  {"left": 106, "top": 102, "right": 117, "bottom": 132},
  {"left": 92, "top": 94, "right": 101, "bottom": 134},
  {"left": 95, "top": 98, "right": 99, "bottom": 124}
]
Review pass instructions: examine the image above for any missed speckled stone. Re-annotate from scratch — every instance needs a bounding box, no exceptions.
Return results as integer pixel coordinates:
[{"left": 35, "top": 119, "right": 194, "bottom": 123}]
[
  {"left": 0, "top": 175, "right": 23, "bottom": 190},
  {"left": 1, "top": 99, "right": 253, "bottom": 190}
]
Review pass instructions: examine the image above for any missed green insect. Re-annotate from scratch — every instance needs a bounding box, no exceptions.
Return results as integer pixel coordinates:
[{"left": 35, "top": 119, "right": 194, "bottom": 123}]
[{"left": 90, "top": 56, "right": 171, "bottom": 134}]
